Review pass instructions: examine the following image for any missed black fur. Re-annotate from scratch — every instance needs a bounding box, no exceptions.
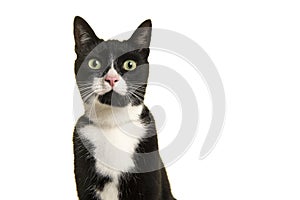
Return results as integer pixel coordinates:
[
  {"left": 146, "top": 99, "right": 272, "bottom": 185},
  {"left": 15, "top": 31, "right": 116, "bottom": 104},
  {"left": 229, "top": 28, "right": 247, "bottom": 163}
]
[{"left": 73, "top": 16, "right": 176, "bottom": 200}]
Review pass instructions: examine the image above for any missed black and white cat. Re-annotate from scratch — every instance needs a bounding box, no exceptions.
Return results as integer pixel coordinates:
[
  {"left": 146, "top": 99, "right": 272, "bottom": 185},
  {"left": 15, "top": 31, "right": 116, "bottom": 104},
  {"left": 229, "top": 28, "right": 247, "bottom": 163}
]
[{"left": 73, "top": 16, "right": 176, "bottom": 200}]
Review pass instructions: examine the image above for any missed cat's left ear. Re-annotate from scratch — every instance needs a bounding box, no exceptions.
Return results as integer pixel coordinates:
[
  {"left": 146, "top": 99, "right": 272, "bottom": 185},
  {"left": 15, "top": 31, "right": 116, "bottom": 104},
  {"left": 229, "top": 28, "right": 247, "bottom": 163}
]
[{"left": 128, "top": 19, "right": 152, "bottom": 49}]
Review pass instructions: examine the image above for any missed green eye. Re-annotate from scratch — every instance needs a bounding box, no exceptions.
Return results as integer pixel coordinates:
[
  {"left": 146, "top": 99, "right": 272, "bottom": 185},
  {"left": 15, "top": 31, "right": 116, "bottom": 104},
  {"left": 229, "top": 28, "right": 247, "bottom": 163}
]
[
  {"left": 123, "top": 60, "right": 137, "bottom": 71},
  {"left": 88, "top": 59, "right": 101, "bottom": 69}
]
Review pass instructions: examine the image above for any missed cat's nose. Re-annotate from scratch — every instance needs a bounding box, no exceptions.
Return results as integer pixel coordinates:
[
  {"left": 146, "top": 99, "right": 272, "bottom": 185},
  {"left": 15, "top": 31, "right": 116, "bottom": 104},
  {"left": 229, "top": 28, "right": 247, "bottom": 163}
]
[{"left": 105, "top": 75, "right": 119, "bottom": 87}]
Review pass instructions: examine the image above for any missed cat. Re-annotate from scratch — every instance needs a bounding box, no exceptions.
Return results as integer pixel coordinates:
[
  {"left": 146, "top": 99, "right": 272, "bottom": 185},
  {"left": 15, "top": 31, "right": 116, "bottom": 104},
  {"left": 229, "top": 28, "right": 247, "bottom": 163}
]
[{"left": 73, "top": 16, "right": 176, "bottom": 200}]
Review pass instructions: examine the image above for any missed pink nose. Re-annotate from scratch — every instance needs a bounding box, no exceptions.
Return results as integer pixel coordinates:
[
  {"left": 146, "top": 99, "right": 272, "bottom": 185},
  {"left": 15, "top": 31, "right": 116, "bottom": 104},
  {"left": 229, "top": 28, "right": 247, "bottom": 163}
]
[{"left": 105, "top": 75, "right": 119, "bottom": 87}]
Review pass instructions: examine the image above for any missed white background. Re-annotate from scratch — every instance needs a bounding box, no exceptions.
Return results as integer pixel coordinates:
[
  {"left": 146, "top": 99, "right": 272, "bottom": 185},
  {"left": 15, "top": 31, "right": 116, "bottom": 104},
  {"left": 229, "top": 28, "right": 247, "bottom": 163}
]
[{"left": 0, "top": 0, "right": 300, "bottom": 199}]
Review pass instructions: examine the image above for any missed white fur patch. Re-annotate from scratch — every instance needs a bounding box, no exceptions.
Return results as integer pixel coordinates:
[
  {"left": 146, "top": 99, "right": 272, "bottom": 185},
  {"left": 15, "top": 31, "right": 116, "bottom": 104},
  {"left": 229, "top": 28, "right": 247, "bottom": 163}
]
[
  {"left": 96, "top": 181, "right": 119, "bottom": 200},
  {"left": 84, "top": 101, "right": 144, "bottom": 128},
  {"left": 79, "top": 121, "right": 144, "bottom": 178},
  {"left": 78, "top": 103, "right": 146, "bottom": 200},
  {"left": 114, "top": 77, "right": 128, "bottom": 95}
]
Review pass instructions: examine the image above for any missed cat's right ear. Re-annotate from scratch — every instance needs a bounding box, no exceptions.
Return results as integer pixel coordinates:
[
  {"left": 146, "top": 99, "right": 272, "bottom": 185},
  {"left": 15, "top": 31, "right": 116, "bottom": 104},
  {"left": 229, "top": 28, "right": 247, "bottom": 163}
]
[{"left": 73, "top": 16, "right": 101, "bottom": 54}]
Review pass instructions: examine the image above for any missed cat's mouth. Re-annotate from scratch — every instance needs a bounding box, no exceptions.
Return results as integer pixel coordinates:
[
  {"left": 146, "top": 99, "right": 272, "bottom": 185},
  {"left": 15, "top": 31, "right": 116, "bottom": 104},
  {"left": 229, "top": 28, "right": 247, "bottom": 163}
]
[
  {"left": 96, "top": 75, "right": 129, "bottom": 107},
  {"left": 102, "top": 77, "right": 127, "bottom": 96},
  {"left": 98, "top": 90, "right": 129, "bottom": 107},
  {"left": 100, "top": 84, "right": 127, "bottom": 96},
  {"left": 92, "top": 75, "right": 128, "bottom": 97}
]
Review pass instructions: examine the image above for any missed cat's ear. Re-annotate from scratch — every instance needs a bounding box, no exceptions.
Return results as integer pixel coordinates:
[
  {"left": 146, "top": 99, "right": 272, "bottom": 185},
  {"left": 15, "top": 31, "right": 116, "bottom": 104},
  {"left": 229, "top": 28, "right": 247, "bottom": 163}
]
[
  {"left": 73, "top": 16, "right": 101, "bottom": 54},
  {"left": 128, "top": 19, "right": 152, "bottom": 49}
]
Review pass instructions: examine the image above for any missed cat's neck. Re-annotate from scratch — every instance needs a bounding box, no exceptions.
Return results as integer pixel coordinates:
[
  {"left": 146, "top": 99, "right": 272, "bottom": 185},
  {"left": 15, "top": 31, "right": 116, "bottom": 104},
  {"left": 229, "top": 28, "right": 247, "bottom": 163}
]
[{"left": 84, "top": 101, "right": 144, "bottom": 128}]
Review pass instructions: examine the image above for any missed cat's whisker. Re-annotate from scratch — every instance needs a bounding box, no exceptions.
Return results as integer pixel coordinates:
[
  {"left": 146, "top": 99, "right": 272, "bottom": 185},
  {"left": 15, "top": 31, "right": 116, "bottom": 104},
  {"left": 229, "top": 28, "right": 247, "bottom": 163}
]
[
  {"left": 76, "top": 80, "right": 93, "bottom": 83},
  {"left": 127, "top": 86, "right": 146, "bottom": 91},
  {"left": 131, "top": 94, "right": 144, "bottom": 102},
  {"left": 82, "top": 88, "right": 113, "bottom": 102},
  {"left": 81, "top": 89, "right": 94, "bottom": 97},
  {"left": 78, "top": 86, "right": 94, "bottom": 92},
  {"left": 88, "top": 95, "right": 99, "bottom": 122},
  {"left": 128, "top": 88, "right": 146, "bottom": 94},
  {"left": 127, "top": 84, "right": 146, "bottom": 88},
  {"left": 127, "top": 86, "right": 146, "bottom": 90},
  {"left": 128, "top": 81, "right": 148, "bottom": 84},
  {"left": 128, "top": 85, "right": 147, "bottom": 88},
  {"left": 125, "top": 94, "right": 135, "bottom": 104},
  {"left": 78, "top": 82, "right": 93, "bottom": 86},
  {"left": 82, "top": 91, "right": 96, "bottom": 102},
  {"left": 80, "top": 88, "right": 92, "bottom": 94},
  {"left": 79, "top": 89, "right": 94, "bottom": 95},
  {"left": 77, "top": 84, "right": 94, "bottom": 88},
  {"left": 78, "top": 85, "right": 94, "bottom": 91},
  {"left": 126, "top": 91, "right": 144, "bottom": 103},
  {"left": 78, "top": 86, "right": 94, "bottom": 91},
  {"left": 77, "top": 82, "right": 93, "bottom": 85},
  {"left": 128, "top": 89, "right": 145, "bottom": 97}
]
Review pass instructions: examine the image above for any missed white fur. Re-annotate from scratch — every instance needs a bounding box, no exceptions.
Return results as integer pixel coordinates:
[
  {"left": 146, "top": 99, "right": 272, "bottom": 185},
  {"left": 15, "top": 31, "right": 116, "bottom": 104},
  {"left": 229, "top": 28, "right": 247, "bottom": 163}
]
[
  {"left": 114, "top": 77, "right": 128, "bottom": 95},
  {"left": 84, "top": 101, "right": 144, "bottom": 128},
  {"left": 78, "top": 103, "right": 146, "bottom": 200},
  {"left": 96, "top": 181, "right": 119, "bottom": 200}
]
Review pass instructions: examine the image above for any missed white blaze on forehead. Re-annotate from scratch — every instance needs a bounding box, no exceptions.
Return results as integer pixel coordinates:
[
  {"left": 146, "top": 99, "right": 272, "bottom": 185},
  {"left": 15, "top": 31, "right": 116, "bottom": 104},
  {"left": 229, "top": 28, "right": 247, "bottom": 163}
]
[
  {"left": 106, "top": 67, "right": 119, "bottom": 78},
  {"left": 106, "top": 58, "right": 119, "bottom": 78},
  {"left": 110, "top": 54, "right": 116, "bottom": 69},
  {"left": 111, "top": 58, "right": 114, "bottom": 69}
]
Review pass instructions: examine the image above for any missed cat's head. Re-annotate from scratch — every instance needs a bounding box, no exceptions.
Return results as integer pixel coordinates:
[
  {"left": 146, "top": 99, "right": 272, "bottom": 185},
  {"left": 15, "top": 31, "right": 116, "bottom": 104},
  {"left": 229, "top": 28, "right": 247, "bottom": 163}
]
[{"left": 74, "top": 16, "right": 152, "bottom": 107}]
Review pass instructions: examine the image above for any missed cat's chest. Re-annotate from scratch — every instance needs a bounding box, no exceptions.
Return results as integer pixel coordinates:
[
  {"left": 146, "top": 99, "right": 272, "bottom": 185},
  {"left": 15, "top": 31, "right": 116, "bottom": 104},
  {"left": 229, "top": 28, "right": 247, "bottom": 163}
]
[
  {"left": 78, "top": 117, "right": 146, "bottom": 179},
  {"left": 77, "top": 104, "right": 146, "bottom": 200}
]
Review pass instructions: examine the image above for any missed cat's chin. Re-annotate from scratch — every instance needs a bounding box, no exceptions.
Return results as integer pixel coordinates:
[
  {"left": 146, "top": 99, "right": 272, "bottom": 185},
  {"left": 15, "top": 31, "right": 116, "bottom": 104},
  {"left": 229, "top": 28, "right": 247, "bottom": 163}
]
[{"left": 98, "top": 90, "right": 130, "bottom": 107}]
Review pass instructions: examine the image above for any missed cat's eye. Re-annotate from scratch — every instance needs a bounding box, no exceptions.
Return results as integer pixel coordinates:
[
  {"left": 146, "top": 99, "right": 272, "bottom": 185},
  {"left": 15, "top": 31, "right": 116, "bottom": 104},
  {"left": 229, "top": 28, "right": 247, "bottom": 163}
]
[
  {"left": 123, "top": 60, "right": 137, "bottom": 71},
  {"left": 88, "top": 59, "right": 101, "bottom": 69}
]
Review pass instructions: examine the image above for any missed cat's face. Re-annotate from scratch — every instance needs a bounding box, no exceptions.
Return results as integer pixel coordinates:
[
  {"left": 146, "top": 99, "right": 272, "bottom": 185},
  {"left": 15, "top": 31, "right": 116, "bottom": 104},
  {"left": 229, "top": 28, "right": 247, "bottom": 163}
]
[{"left": 74, "top": 16, "right": 152, "bottom": 107}]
